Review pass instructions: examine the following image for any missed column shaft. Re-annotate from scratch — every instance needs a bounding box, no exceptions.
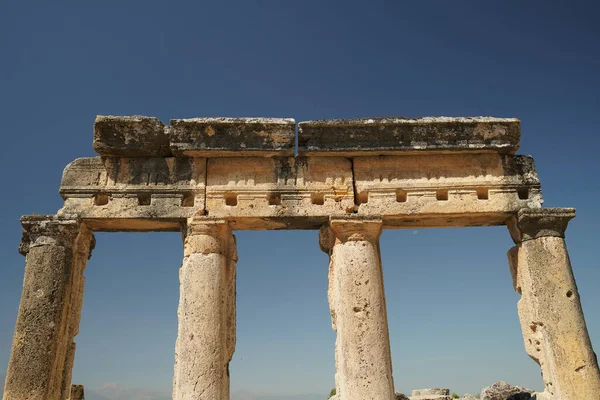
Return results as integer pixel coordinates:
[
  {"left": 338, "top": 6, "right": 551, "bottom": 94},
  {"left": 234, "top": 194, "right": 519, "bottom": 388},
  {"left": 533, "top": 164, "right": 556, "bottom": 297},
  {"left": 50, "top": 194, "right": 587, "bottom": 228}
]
[
  {"left": 508, "top": 208, "right": 600, "bottom": 399},
  {"left": 3, "top": 216, "right": 93, "bottom": 400},
  {"left": 322, "top": 218, "right": 395, "bottom": 400},
  {"left": 173, "top": 219, "right": 236, "bottom": 400}
]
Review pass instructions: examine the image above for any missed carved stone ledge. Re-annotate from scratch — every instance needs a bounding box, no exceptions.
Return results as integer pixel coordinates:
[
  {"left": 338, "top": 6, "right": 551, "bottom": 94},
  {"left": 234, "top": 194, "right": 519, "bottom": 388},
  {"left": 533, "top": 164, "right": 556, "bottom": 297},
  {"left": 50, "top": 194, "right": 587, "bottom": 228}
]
[
  {"left": 508, "top": 207, "right": 575, "bottom": 243},
  {"left": 19, "top": 215, "right": 84, "bottom": 256},
  {"left": 183, "top": 218, "right": 236, "bottom": 259},
  {"left": 322, "top": 217, "right": 383, "bottom": 248}
]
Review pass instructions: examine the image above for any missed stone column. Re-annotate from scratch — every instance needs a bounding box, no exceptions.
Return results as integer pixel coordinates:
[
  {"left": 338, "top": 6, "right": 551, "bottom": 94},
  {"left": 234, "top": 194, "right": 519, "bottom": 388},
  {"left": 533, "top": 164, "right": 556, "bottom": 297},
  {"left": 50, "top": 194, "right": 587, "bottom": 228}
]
[
  {"left": 320, "top": 217, "right": 395, "bottom": 400},
  {"left": 507, "top": 208, "right": 600, "bottom": 399},
  {"left": 69, "top": 384, "right": 85, "bottom": 400},
  {"left": 173, "top": 218, "right": 237, "bottom": 400},
  {"left": 3, "top": 215, "right": 94, "bottom": 400}
]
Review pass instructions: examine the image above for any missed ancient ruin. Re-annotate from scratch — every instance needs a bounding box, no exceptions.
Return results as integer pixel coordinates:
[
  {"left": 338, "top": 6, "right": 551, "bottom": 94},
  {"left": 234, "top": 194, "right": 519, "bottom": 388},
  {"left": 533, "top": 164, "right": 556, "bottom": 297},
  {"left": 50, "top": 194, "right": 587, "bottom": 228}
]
[{"left": 3, "top": 116, "right": 600, "bottom": 400}]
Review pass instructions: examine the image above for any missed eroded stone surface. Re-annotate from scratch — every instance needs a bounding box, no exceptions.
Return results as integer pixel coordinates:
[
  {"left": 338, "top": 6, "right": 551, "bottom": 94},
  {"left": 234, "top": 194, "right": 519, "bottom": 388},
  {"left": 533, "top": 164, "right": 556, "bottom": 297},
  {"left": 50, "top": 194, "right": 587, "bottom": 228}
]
[
  {"left": 173, "top": 218, "right": 236, "bottom": 400},
  {"left": 298, "top": 117, "right": 520, "bottom": 156},
  {"left": 411, "top": 388, "right": 451, "bottom": 400},
  {"left": 170, "top": 117, "right": 295, "bottom": 157},
  {"left": 354, "top": 154, "right": 542, "bottom": 228},
  {"left": 480, "top": 381, "right": 533, "bottom": 400},
  {"left": 94, "top": 115, "right": 170, "bottom": 157},
  {"left": 322, "top": 218, "right": 395, "bottom": 400},
  {"left": 4, "top": 216, "right": 94, "bottom": 400},
  {"left": 508, "top": 209, "right": 600, "bottom": 399},
  {"left": 7, "top": 115, "right": 600, "bottom": 400},
  {"left": 507, "top": 207, "right": 574, "bottom": 243},
  {"left": 59, "top": 156, "right": 206, "bottom": 231},
  {"left": 206, "top": 157, "right": 354, "bottom": 229},
  {"left": 70, "top": 384, "right": 85, "bottom": 400}
]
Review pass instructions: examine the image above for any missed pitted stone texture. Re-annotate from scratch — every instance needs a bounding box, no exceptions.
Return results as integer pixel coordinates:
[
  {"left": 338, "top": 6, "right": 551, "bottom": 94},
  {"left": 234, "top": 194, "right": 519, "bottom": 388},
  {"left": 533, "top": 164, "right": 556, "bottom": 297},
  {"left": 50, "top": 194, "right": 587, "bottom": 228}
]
[
  {"left": 324, "top": 218, "right": 395, "bottom": 400},
  {"left": 59, "top": 156, "right": 206, "bottom": 231},
  {"left": 480, "top": 381, "right": 533, "bottom": 400},
  {"left": 93, "top": 115, "right": 170, "bottom": 157},
  {"left": 4, "top": 216, "right": 94, "bottom": 400},
  {"left": 173, "top": 219, "right": 236, "bottom": 400},
  {"left": 170, "top": 117, "right": 295, "bottom": 157},
  {"left": 19, "top": 215, "right": 83, "bottom": 255},
  {"left": 460, "top": 394, "right": 478, "bottom": 400},
  {"left": 206, "top": 157, "right": 354, "bottom": 229},
  {"left": 70, "top": 384, "right": 85, "bottom": 400},
  {"left": 508, "top": 208, "right": 575, "bottom": 243},
  {"left": 411, "top": 388, "right": 451, "bottom": 400},
  {"left": 509, "top": 235, "right": 600, "bottom": 399},
  {"left": 298, "top": 117, "right": 520, "bottom": 156},
  {"left": 354, "top": 154, "right": 542, "bottom": 228}
]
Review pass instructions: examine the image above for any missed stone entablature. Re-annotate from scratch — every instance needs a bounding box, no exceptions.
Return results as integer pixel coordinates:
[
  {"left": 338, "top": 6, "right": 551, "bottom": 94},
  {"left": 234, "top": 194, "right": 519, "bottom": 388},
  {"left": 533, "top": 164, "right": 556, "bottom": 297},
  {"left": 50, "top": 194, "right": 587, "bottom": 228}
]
[
  {"left": 5, "top": 115, "right": 600, "bottom": 400},
  {"left": 59, "top": 115, "right": 540, "bottom": 231},
  {"left": 297, "top": 117, "right": 521, "bottom": 156}
]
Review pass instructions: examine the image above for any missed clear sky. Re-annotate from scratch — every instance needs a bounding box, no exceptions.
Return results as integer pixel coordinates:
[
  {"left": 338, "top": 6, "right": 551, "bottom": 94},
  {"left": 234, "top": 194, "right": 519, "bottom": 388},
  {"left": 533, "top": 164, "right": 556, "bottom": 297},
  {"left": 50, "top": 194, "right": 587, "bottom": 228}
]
[{"left": 1, "top": 1, "right": 599, "bottom": 398}]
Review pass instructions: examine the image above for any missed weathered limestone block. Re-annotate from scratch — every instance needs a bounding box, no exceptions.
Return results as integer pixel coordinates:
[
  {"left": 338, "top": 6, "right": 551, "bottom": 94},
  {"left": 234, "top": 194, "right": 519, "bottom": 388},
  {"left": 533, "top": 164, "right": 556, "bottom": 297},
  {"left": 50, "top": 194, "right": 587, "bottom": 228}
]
[
  {"left": 320, "top": 218, "right": 395, "bottom": 400},
  {"left": 298, "top": 117, "right": 520, "bottom": 156},
  {"left": 507, "top": 208, "right": 600, "bottom": 399},
  {"left": 59, "top": 156, "right": 206, "bottom": 231},
  {"left": 4, "top": 215, "right": 94, "bottom": 400},
  {"left": 411, "top": 388, "right": 451, "bottom": 400},
  {"left": 70, "top": 384, "right": 85, "bottom": 400},
  {"left": 479, "top": 381, "right": 533, "bottom": 400},
  {"left": 354, "top": 154, "right": 542, "bottom": 228},
  {"left": 173, "top": 218, "right": 237, "bottom": 400},
  {"left": 170, "top": 117, "right": 295, "bottom": 157},
  {"left": 206, "top": 157, "right": 354, "bottom": 229},
  {"left": 93, "top": 115, "right": 170, "bottom": 157}
]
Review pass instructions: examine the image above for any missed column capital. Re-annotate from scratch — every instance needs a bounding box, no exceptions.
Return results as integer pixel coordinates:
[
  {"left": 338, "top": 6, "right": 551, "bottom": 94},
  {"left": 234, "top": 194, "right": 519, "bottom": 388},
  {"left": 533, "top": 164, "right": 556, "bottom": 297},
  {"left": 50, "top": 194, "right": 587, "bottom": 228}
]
[
  {"left": 183, "top": 217, "right": 236, "bottom": 259},
  {"left": 507, "top": 208, "right": 575, "bottom": 243},
  {"left": 319, "top": 217, "right": 382, "bottom": 252},
  {"left": 19, "top": 214, "right": 94, "bottom": 256}
]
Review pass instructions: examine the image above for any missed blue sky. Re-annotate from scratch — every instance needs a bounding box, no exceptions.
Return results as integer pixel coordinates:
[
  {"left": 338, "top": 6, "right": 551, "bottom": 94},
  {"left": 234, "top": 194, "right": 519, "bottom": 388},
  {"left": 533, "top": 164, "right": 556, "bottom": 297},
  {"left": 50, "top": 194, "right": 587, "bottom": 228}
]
[{"left": 1, "top": 0, "right": 599, "bottom": 397}]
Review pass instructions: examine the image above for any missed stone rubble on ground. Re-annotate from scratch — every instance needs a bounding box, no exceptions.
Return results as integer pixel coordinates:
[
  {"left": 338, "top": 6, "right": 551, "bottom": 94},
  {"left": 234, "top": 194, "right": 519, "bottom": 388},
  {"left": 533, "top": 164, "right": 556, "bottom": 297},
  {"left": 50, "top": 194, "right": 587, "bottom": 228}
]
[
  {"left": 411, "top": 388, "right": 452, "bottom": 400},
  {"left": 480, "top": 381, "right": 534, "bottom": 400}
]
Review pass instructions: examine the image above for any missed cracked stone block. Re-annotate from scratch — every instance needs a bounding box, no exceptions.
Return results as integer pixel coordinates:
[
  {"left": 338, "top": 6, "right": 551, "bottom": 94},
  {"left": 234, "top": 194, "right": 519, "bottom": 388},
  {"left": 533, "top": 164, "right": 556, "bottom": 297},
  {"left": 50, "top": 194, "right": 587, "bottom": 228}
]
[
  {"left": 170, "top": 117, "right": 295, "bottom": 157},
  {"left": 93, "top": 115, "right": 170, "bottom": 157},
  {"left": 298, "top": 117, "right": 520, "bottom": 156}
]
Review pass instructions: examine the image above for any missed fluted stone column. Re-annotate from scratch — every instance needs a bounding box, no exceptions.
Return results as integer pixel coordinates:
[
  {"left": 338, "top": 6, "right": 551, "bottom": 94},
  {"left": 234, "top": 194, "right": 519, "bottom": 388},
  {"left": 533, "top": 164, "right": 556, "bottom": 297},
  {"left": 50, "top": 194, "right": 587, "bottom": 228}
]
[
  {"left": 3, "top": 215, "right": 94, "bottom": 400},
  {"left": 320, "top": 218, "right": 395, "bottom": 400},
  {"left": 173, "top": 218, "right": 237, "bottom": 400},
  {"left": 507, "top": 208, "right": 600, "bottom": 399}
]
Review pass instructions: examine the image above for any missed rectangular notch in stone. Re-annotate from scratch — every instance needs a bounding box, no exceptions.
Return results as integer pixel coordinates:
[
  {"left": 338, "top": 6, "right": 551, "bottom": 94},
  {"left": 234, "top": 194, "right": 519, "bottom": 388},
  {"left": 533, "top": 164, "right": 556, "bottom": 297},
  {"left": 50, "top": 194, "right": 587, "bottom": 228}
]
[
  {"left": 93, "top": 115, "right": 171, "bottom": 157},
  {"left": 353, "top": 153, "right": 543, "bottom": 225},
  {"left": 205, "top": 156, "right": 355, "bottom": 223},
  {"left": 170, "top": 117, "right": 296, "bottom": 157},
  {"left": 298, "top": 117, "right": 520, "bottom": 156},
  {"left": 58, "top": 156, "right": 207, "bottom": 229}
]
